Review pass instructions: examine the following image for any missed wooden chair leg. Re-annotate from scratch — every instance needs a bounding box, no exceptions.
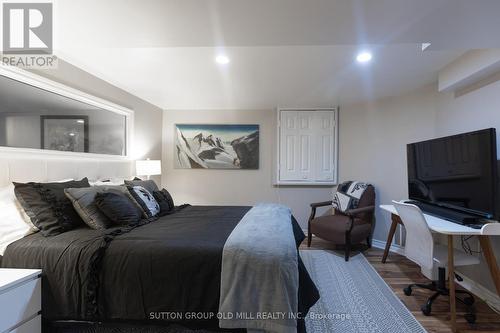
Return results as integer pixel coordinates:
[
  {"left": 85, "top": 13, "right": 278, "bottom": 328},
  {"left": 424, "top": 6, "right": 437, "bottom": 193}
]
[
  {"left": 345, "top": 232, "right": 351, "bottom": 261},
  {"left": 307, "top": 207, "right": 316, "bottom": 248}
]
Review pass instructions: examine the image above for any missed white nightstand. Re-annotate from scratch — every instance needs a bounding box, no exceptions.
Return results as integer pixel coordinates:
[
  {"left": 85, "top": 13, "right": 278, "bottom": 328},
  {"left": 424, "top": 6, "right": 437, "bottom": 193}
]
[{"left": 0, "top": 268, "right": 41, "bottom": 333}]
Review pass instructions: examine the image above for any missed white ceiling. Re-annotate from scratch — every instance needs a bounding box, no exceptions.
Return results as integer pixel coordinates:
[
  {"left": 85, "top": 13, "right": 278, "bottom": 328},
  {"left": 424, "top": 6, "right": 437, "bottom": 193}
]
[
  {"left": 52, "top": 0, "right": 500, "bottom": 110},
  {"left": 58, "top": 45, "right": 460, "bottom": 110}
]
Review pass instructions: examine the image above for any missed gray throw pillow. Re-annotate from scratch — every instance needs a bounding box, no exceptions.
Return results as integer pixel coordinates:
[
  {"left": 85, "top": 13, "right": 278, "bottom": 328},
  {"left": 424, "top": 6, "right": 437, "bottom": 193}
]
[
  {"left": 65, "top": 185, "right": 145, "bottom": 230},
  {"left": 124, "top": 179, "right": 159, "bottom": 194}
]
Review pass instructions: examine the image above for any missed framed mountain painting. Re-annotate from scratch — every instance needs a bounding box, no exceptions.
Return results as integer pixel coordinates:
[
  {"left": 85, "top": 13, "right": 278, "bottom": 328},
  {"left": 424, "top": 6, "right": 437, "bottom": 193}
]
[{"left": 174, "top": 124, "right": 259, "bottom": 169}]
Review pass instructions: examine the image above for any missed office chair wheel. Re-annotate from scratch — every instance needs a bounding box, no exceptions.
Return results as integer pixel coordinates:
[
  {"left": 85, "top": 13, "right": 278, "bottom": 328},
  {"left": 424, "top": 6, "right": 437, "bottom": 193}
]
[
  {"left": 465, "top": 313, "right": 476, "bottom": 324},
  {"left": 403, "top": 286, "right": 412, "bottom": 296},
  {"left": 421, "top": 304, "right": 432, "bottom": 316},
  {"left": 463, "top": 296, "right": 475, "bottom": 306}
]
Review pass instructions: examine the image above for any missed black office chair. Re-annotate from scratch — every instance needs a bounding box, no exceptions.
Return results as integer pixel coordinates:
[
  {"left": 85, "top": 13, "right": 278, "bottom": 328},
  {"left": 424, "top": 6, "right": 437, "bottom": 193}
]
[{"left": 404, "top": 266, "right": 476, "bottom": 323}]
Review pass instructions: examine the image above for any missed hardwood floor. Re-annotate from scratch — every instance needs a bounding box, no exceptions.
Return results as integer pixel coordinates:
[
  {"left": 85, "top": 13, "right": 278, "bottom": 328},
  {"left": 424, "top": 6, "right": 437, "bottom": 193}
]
[{"left": 300, "top": 237, "right": 500, "bottom": 333}]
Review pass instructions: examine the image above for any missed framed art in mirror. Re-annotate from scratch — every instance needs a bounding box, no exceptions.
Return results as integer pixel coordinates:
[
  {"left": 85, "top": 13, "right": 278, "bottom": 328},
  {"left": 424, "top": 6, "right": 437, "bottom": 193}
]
[{"left": 40, "top": 115, "right": 89, "bottom": 153}]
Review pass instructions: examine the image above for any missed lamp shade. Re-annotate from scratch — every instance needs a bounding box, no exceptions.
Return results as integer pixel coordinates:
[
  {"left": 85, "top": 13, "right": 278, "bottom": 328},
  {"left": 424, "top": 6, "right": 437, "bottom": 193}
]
[{"left": 136, "top": 159, "right": 161, "bottom": 176}]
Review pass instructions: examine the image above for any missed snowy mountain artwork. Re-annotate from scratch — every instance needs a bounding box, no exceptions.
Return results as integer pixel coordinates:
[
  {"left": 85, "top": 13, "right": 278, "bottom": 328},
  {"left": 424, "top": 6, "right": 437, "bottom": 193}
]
[{"left": 174, "top": 124, "right": 259, "bottom": 169}]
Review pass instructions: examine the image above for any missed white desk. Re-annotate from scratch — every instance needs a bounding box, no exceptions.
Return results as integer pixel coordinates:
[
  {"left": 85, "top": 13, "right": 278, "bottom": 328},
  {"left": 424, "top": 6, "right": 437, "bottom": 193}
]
[
  {"left": 380, "top": 204, "right": 500, "bottom": 235},
  {"left": 380, "top": 204, "right": 500, "bottom": 333}
]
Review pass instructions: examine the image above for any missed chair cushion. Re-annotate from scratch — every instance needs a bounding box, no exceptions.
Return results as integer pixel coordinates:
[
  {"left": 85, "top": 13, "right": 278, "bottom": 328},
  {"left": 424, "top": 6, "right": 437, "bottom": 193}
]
[
  {"left": 311, "top": 214, "right": 371, "bottom": 244},
  {"left": 357, "top": 185, "right": 375, "bottom": 208},
  {"left": 332, "top": 181, "right": 371, "bottom": 212}
]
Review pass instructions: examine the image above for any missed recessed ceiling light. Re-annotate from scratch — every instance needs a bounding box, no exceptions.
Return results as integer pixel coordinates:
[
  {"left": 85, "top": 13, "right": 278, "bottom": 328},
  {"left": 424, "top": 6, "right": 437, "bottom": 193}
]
[
  {"left": 69, "top": 133, "right": 75, "bottom": 136},
  {"left": 356, "top": 52, "right": 372, "bottom": 63},
  {"left": 76, "top": 119, "right": 84, "bottom": 123},
  {"left": 215, "top": 55, "right": 230, "bottom": 65}
]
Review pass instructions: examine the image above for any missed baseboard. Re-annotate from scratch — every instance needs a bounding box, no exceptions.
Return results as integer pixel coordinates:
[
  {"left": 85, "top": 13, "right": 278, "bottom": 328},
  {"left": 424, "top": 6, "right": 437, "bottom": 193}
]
[
  {"left": 371, "top": 239, "right": 405, "bottom": 256},
  {"left": 455, "top": 271, "right": 500, "bottom": 313},
  {"left": 304, "top": 233, "right": 406, "bottom": 256}
]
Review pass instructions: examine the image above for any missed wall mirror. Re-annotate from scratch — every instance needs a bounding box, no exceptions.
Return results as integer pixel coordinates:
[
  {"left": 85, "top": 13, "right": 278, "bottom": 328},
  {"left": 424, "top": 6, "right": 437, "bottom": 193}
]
[{"left": 0, "top": 70, "right": 131, "bottom": 156}]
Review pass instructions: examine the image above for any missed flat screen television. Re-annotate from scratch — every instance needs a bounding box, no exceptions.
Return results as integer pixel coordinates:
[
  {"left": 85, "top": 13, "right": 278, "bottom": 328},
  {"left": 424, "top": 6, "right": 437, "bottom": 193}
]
[{"left": 407, "top": 128, "right": 498, "bottom": 220}]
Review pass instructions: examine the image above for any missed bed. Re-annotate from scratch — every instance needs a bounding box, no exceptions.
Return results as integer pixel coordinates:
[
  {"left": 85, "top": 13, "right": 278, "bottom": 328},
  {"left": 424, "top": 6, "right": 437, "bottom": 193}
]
[{"left": 1, "top": 205, "right": 319, "bottom": 333}]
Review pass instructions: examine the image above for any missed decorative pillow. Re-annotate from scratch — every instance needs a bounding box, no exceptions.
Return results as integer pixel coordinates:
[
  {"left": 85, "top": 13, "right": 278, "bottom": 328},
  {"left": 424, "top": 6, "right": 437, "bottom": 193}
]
[
  {"left": 332, "top": 181, "right": 369, "bottom": 213},
  {"left": 0, "top": 184, "right": 37, "bottom": 255},
  {"left": 65, "top": 185, "right": 144, "bottom": 230},
  {"left": 161, "top": 189, "right": 175, "bottom": 208},
  {"left": 89, "top": 178, "right": 126, "bottom": 186},
  {"left": 14, "top": 178, "right": 90, "bottom": 236},
  {"left": 152, "top": 189, "right": 175, "bottom": 215},
  {"left": 94, "top": 192, "right": 142, "bottom": 225},
  {"left": 127, "top": 186, "right": 160, "bottom": 218},
  {"left": 124, "top": 179, "right": 159, "bottom": 195},
  {"left": 0, "top": 184, "right": 37, "bottom": 229}
]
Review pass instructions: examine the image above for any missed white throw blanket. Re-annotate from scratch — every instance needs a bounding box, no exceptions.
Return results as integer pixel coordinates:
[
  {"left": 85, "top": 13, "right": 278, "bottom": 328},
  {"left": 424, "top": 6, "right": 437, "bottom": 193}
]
[{"left": 219, "top": 203, "right": 299, "bottom": 333}]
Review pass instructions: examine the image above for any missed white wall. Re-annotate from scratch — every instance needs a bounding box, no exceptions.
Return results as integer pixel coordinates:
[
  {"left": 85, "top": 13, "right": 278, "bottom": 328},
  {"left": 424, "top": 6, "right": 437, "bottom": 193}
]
[
  {"left": 434, "top": 79, "right": 500, "bottom": 293},
  {"left": 161, "top": 109, "right": 333, "bottom": 227},
  {"left": 160, "top": 55, "right": 500, "bottom": 297},
  {"left": 340, "top": 85, "right": 439, "bottom": 241},
  {"left": 341, "top": 79, "right": 500, "bottom": 296}
]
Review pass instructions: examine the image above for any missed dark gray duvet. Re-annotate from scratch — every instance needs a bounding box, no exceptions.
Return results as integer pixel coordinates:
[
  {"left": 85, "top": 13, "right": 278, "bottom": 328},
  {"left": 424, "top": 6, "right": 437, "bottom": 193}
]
[{"left": 2, "top": 206, "right": 318, "bottom": 331}]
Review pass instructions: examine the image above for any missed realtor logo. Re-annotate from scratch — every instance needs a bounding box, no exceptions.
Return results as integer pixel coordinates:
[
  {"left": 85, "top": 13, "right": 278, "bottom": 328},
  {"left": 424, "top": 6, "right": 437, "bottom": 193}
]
[{"left": 2, "top": 2, "right": 53, "bottom": 54}]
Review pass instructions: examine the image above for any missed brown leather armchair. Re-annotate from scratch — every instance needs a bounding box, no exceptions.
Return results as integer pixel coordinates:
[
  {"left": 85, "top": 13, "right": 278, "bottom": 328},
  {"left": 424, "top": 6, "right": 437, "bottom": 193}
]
[{"left": 307, "top": 185, "right": 376, "bottom": 261}]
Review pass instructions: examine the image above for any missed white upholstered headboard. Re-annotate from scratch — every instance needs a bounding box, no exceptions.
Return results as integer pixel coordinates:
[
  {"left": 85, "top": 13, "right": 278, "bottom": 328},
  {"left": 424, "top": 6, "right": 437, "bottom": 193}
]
[{"left": 0, "top": 151, "right": 134, "bottom": 186}]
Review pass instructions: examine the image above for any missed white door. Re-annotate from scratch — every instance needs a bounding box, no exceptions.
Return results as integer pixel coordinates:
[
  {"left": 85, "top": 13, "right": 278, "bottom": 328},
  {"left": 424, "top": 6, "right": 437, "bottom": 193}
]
[
  {"left": 314, "top": 111, "right": 335, "bottom": 182},
  {"left": 279, "top": 111, "right": 314, "bottom": 181}
]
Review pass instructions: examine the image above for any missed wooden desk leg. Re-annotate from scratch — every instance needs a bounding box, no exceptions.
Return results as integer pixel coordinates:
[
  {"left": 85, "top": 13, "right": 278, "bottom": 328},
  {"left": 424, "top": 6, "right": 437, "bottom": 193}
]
[
  {"left": 478, "top": 236, "right": 500, "bottom": 295},
  {"left": 382, "top": 214, "right": 400, "bottom": 263},
  {"left": 448, "top": 235, "right": 457, "bottom": 333}
]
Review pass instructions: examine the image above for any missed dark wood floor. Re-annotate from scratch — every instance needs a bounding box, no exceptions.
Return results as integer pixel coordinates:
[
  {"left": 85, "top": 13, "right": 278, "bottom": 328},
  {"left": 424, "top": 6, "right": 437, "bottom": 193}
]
[{"left": 300, "top": 237, "right": 500, "bottom": 333}]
